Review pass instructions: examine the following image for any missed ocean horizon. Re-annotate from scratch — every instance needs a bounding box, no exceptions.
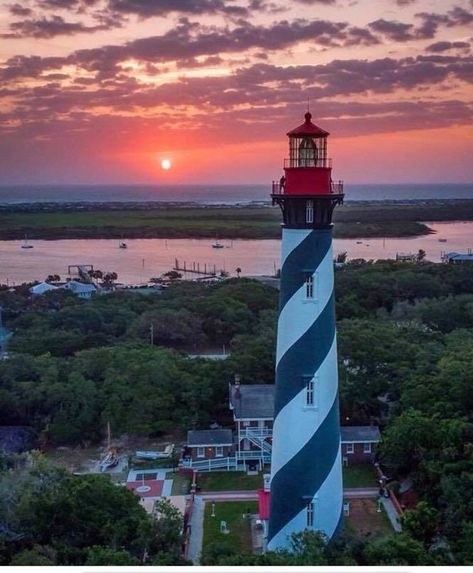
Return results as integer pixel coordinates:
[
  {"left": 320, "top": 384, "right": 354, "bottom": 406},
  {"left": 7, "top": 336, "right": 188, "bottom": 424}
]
[{"left": 0, "top": 183, "right": 472, "bottom": 205}]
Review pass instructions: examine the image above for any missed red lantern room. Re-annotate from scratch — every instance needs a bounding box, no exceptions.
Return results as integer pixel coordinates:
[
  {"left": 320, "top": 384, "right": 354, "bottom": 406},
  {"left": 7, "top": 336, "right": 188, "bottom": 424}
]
[{"left": 272, "top": 112, "right": 344, "bottom": 228}]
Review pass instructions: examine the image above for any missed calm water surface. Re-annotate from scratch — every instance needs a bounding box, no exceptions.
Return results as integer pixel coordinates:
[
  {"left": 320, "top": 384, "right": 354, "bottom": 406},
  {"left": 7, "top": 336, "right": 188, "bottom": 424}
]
[{"left": 1, "top": 221, "right": 472, "bottom": 285}]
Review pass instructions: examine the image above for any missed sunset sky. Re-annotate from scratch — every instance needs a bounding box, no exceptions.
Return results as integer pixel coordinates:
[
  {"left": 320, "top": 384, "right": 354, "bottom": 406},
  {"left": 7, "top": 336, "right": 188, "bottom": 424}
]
[{"left": 0, "top": 0, "right": 472, "bottom": 184}]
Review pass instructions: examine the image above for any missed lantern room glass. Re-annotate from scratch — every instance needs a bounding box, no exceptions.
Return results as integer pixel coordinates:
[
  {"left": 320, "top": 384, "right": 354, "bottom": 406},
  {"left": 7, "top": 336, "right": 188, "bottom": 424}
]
[{"left": 289, "top": 135, "right": 328, "bottom": 167}]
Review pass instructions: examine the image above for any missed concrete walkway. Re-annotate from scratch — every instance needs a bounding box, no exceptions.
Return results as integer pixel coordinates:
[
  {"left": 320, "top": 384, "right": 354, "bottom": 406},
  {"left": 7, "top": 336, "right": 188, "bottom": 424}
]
[
  {"left": 199, "top": 487, "right": 379, "bottom": 501},
  {"left": 381, "top": 496, "right": 402, "bottom": 532},
  {"left": 344, "top": 487, "right": 378, "bottom": 498},
  {"left": 200, "top": 490, "right": 258, "bottom": 501},
  {"left": 187, "top": 496, "right": 205, "bottom": 565},
  {"left": 186, "top": 486, "right": 387, "bottom": 563}
]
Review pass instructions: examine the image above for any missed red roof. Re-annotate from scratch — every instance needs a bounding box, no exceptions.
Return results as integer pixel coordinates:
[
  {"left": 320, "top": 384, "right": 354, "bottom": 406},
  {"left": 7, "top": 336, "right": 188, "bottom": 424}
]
[
  {"left": 258, "top": 489, "right": 270, "bottom": 520},
  {"left": 287, "top": 112, "right": 329, "bottom": 137}
]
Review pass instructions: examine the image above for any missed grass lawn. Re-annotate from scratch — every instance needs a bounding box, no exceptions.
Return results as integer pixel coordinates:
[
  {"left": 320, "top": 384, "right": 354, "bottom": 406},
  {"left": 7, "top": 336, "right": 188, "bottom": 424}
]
[
  {"left": 345, "top": 498, "right": 394, "bottom": 540},
  {"left": 343, "top": 464, "right": 377, "bottom": 488},
  {"left": 202, "top": 501, "right": 257, "bottom": 553},
  {"left": 198, "top": 471, "right": 263, "bottom": 492},
  {"left": 168, "top": 471, "right": 191, "bottom": 495}
]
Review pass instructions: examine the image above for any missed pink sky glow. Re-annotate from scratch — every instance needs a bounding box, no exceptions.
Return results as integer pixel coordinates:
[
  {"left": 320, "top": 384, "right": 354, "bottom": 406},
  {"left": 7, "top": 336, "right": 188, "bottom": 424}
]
[{"left": 0, "top": 0, "right": 472, "bottom": 185}]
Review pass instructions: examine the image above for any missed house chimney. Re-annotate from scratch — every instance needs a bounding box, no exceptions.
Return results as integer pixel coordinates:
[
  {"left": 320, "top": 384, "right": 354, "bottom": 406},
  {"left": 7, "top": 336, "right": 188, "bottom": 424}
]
[{"left": 234, "top": 374, "right": 241, "bottom": 398}]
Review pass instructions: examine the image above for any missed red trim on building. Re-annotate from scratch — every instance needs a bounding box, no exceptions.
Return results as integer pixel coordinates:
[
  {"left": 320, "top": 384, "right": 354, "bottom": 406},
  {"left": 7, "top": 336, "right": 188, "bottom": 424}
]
[{"left": 258, "top": 489, "right": 271, "bottom": 520}]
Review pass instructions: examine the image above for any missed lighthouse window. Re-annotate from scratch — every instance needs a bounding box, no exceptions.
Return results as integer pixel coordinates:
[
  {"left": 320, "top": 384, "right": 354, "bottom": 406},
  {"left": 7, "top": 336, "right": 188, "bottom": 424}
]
[
  {"left": 306, "top": 501, "right": 314, "bottom": 527},
  {"left": 299, "top": 138, "right": 317, "bottom": 167},
  {"left": 306, "top": 378, "right": 315, "bottom": 406},
  {"left": 305, "top": 275, "right": 314, "bottom": 299},
  {"left": 306, "top": 200, "right": 314, "bottom": 223}
]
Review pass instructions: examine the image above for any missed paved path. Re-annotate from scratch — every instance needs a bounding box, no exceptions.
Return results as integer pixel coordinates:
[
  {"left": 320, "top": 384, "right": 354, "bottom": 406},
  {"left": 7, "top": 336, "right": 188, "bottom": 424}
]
[
  {"left": 199, "top": 487, "right": 379, "bottom": 501},
  {"left": 187, "top": 496, "right": 205, "bottom": 565},
  {"left": 200, "top": 490, "right": 258, "bottom": 501},
  {"left": 381, "top": 496, "right": 402, "bottom": 532},
  {"left": 344, "top": 487, "right": 378, "bottom": 498},
  {"left": 187, "top": 486, "right": 382, "bottom": 562}
]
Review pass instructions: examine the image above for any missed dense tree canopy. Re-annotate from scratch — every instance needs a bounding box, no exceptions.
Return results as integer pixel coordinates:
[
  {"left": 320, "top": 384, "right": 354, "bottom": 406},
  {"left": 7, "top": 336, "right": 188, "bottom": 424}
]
[{"left": 1, "top": 261, "right": 473, "bottom": 565}]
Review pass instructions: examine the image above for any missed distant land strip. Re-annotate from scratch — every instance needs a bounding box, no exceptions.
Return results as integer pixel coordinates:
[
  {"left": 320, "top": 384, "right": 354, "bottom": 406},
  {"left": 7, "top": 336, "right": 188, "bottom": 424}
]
[{"left": 1, "top": 199, "right": 473, "bottom": 240}]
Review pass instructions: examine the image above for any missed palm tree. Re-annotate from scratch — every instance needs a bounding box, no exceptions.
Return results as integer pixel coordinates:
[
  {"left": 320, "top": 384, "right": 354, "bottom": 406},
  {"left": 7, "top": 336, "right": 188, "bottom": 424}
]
[{"left": 235, "top": 267, "right": 242, "bottom": 278}]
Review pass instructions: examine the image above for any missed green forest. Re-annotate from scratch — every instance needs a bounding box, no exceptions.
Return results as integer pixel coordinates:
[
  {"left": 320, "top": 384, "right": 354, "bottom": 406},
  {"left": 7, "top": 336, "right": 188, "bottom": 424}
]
[{"left": 1, "top": 261, "right": 473, "bottom": 565}]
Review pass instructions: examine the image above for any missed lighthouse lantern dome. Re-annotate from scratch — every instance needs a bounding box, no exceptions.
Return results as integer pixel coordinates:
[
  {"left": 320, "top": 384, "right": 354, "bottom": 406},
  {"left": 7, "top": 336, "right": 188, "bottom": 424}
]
[{"left": 286, "top": 112, "right": 329, "bottom": 169}]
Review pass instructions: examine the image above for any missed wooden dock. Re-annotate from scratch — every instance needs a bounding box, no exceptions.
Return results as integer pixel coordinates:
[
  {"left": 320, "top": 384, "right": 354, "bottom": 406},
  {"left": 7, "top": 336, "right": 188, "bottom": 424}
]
[{"left": 173, "top": 259, "right": 223, "bottom": 277}]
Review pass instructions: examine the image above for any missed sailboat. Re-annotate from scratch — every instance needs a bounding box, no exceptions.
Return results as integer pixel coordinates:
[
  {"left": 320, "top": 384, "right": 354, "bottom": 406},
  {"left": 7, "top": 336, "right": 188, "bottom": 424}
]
[
  {"left": 99, "top": 421, "right": 119, "bottom": 472},
  {"left": 21, "top": 235, "right": 34, "bottom": 249},
  {"left": 211, "top": 234, "right": 224, "bottom": 249}
]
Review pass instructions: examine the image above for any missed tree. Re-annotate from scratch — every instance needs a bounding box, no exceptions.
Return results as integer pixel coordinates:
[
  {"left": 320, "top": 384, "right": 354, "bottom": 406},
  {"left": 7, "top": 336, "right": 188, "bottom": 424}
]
[
  {"left": 417, "top": 249, "right": 426, "bottom": 262},
  {"left": 162, "top": 270, "right": 182, "bottom": 281},
  {"left": 85, "top": 547, "right": 139, "bottom": 565},
  {"left": 235, "top": 267, "right": 242, "bottom": 278},
  {"left": 400, "top": 501, "right": 440, "bottom": 545},
  {"left": 45, "top": 274, "right": 60, "bottom": 283},
  {"left": 10, "top": 547, "right": 56, "bottom": 565},
  {"left": 380, "top": 409, "right": 440, "bottom": 475},
  {"left": 363, "top": 534, "right": 434, "bottom": 565}
]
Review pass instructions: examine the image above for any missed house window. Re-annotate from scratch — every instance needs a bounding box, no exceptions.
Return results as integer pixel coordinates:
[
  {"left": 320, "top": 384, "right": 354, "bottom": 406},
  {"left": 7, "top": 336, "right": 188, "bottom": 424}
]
[
  {"left": 306, "top": 501, "right": 314, "bottom": 527},
  {"left": 306, "top": 378, "right": 315, "bottom": 407},
  {"left": 305, "top": 275, "right": 314, "bottom": 299},
  {"left": 197, "top": 447, "right": 205, "bottom": 458},
  {"left": 306, "top": 200, "right": 314, "bottom": 224},
  {"left": 215, "top": 446, "right": 223, "bottom": 457},
  {"left": 363, "top": 443, "right": 372, "bottom": 454},
  {"left": 242, "top": 420, "right": 250, "bottom": 427},
  {"left": 346, "top": 443, "right": 354, "bottom": 454}
]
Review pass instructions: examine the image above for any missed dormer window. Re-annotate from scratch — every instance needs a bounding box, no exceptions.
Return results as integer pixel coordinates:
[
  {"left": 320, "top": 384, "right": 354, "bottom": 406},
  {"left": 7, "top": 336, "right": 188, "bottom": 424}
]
[{"left": 306, "top": 200, "right": 314, "bottom": 224}]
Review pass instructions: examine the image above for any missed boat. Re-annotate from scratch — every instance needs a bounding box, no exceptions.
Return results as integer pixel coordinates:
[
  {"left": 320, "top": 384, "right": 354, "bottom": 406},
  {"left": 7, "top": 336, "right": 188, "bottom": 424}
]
[
  {"left": 119, "top": 239, "right": 128, "bottom": 249},
  {"left": 99, "top": 421, "right": 119, "bottom": 472},
  {"left": 135, "top": 444, "right": 174, "bottom": 460},
  {"left": 438, "top": 238, "right": 447, "bottom": 243},
  {"left": 99, "top": 447, "right": 119, "bottom": 472},
  {"left": 21, "top": 235, "right": 34, "bottom": 249},
  {"left": 212, "top": 242, "right": 224, "bottom": 249}
]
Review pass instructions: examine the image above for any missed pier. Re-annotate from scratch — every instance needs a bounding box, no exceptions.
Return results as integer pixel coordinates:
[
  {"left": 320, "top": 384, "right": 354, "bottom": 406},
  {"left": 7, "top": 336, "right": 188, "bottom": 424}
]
[
  {"left": 173, "top": 259, "right": 224, "bottom": 278},
  {"left": 67, "top": 264, "right": 94, "bottom": 281}
]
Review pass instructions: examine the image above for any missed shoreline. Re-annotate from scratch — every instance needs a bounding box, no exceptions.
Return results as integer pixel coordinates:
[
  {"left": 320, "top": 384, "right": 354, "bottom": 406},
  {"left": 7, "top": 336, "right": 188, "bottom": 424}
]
[{"left": 1, "top": 200, "right": 473, "bottom": 240}]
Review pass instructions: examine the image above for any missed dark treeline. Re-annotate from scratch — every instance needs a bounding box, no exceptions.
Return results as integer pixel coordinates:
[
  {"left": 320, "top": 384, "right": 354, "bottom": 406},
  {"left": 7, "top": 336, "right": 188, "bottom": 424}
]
[
  {"left": 1, "top": 261, "right": 473, "bottom": 564},
  {"left": 0, "top": 279, "right": 277, "bottom": 442}
]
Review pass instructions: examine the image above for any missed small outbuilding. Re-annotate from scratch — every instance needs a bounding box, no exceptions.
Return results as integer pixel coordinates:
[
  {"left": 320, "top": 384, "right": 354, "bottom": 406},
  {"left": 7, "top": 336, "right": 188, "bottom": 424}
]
[
  {"left": 341, "top": 426, "right": 380, "bottom": 465},
  {"left": 29, "top": 282, "right": 58, "bottom": 295},
  {"left": 63, "top": 280, "right": 97, "bottom": 299},
  {"left": 185, "top": 429, "right": 233, "bottom": 462}
]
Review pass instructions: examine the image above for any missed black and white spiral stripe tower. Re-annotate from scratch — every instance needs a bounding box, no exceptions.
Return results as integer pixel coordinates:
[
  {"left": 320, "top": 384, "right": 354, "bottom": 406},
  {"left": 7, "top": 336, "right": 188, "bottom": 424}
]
[{"left": 268, "top": 112, "right": 344, "bottom": 550}]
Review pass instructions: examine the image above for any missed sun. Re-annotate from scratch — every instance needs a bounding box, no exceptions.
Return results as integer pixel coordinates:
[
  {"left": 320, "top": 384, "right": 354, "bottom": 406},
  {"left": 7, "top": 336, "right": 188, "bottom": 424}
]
[{"left": 161, "top": 158, "right": 171, "bottom": 170}]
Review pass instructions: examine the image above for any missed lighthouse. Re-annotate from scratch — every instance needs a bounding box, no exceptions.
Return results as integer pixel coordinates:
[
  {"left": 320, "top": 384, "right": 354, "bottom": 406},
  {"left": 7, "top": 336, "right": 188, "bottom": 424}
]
[{"left": 268, "top": 112, "right": 344, "bottom": 550}]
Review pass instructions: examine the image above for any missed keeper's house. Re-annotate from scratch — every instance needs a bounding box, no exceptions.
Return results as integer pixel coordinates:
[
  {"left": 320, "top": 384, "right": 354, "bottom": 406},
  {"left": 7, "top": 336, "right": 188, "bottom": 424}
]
[{"left": 181, "top": 382, "right": 380, "bottom": 472}]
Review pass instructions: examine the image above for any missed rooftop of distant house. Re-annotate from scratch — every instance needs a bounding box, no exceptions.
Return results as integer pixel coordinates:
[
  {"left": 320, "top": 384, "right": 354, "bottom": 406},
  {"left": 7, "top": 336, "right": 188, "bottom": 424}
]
[
  {"left": 187, "top": 429, "right": 233, "bottom": 446},
  {"left": 229, "top": 383, "right": 275, "bottom": 420},
  {"left": 340, "top": 426, "right": 381, "bottom": 443}
]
